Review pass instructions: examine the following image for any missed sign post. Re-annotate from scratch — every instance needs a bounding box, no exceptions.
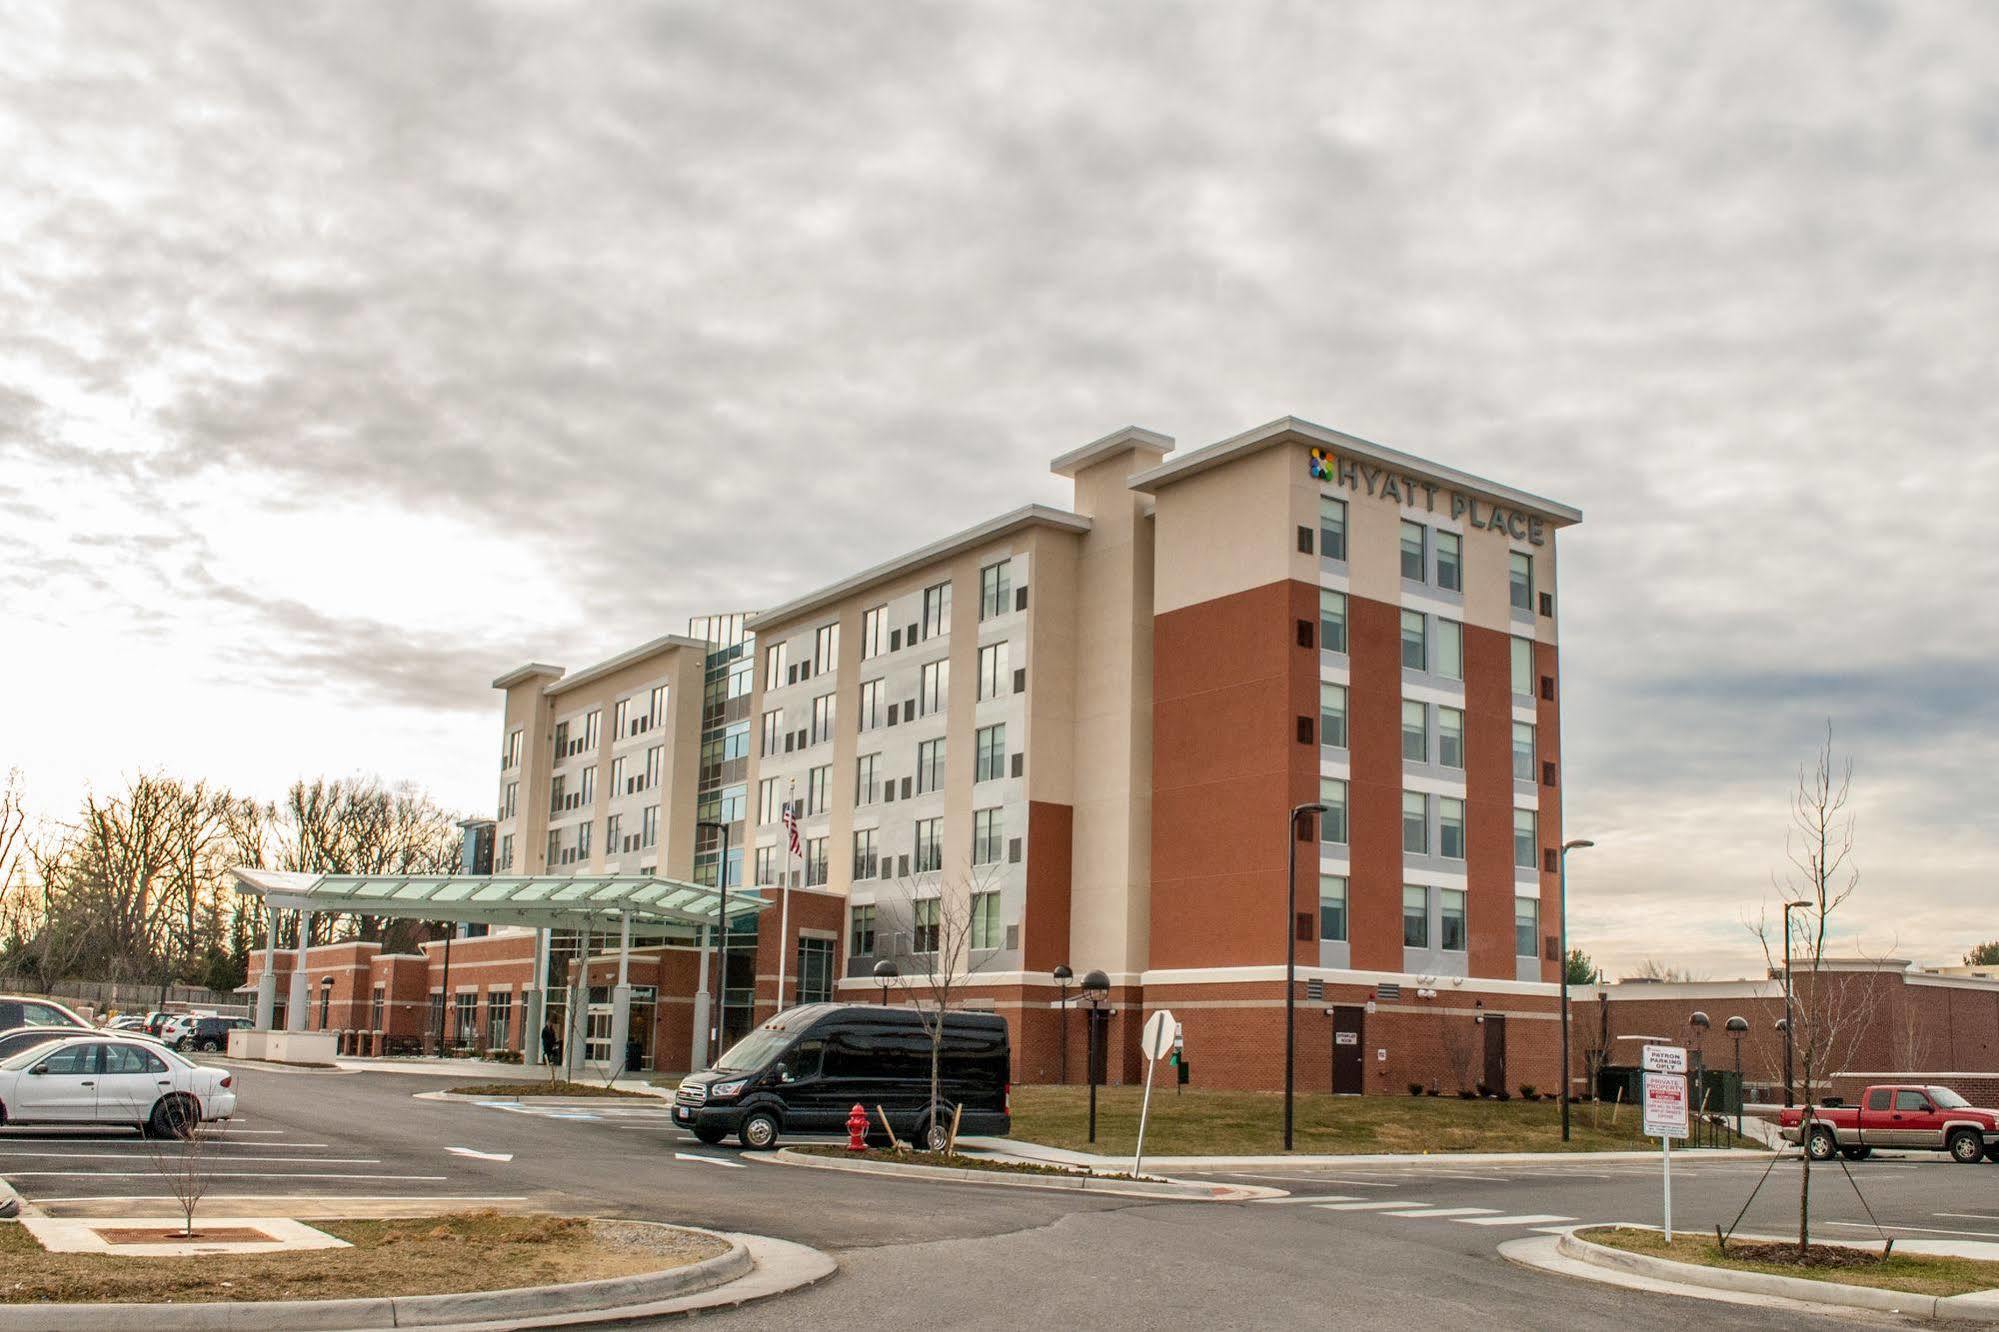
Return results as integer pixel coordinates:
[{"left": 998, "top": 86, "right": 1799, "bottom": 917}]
[
  {"left": 1641, "top": 1044, "right": 1690, "bottom": 1240},
  {"left": 1133, "top": 1009, "right": 1177, "bottom": 1177}
]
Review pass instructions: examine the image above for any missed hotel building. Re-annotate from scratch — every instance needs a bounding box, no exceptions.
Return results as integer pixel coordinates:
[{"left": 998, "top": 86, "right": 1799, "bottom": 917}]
[{"left": 256, "top": 417, "right": 1581, "bottom": 1093}]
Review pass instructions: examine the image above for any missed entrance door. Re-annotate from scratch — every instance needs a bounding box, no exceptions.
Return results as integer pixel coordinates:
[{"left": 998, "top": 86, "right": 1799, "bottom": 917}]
[
  {"left": 1331, "top": 1006, "right": 1365, "bottom": 1095},
  {"left": 1482, "top": 1014, "right": 1507, "bottom": 1094}
]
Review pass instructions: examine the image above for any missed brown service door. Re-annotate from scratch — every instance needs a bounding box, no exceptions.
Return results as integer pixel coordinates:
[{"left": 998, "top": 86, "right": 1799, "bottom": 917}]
[
  {"left": 1482, "top": 1014, "right": 1507, "bottom": 1092},
  {"left": 1332, "top": 1006, "right": 1365, "bottom": 1095}
]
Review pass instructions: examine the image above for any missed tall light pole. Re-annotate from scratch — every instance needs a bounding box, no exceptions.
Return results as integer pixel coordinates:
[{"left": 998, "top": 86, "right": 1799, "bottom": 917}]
[
  {"left": 1725, "top": 1015, "right": 1749, "bottom": 1140},
  {"left": 1053, "top": 964, "right": 1074, "bottom": 1084},
  {"left": 873, "top": 958, "right": 897, "bottom": 1006},
  {"left": 1781, "top": 899, "right": 1810, "bottom": 1106},
  {"left": 1285, "top": 801, "right": 1328, "bottom": 1153},
  {"left": 1557, "top": 838, "right": 1594, "bottom": 1142},
  {"left": 696, "top": 819, "right": 731, "bottom": 1058}
]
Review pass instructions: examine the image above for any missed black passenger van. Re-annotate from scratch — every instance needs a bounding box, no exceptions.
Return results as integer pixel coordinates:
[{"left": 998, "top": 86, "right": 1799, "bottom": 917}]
[{"left": 673, "top": 1003, "right": 1011, "bottom": 1150}]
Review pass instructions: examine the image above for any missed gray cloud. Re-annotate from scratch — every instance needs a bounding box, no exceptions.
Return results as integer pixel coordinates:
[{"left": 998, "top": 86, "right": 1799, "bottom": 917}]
[{"left": 3, "top": 0, "right": 1996, "bottom": 972}]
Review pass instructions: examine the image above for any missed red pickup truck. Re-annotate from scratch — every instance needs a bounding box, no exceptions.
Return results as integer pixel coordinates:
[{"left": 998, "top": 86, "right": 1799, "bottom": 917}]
[{"left": 1779, "top": 1085, "right": 1999, "bottom": 1164}]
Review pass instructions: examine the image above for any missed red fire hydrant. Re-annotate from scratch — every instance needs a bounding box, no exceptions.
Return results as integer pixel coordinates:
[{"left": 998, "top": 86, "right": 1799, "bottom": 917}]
[{"left": 847, "top": 1104, "right": 870, "bottom": 1152}]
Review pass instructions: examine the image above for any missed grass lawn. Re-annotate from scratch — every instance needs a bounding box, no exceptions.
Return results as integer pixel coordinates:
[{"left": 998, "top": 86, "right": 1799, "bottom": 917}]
[
  {"left": 1006, "top": 1085, "right": 1760, "bottom": 1156},
  {"left": 447, "top": 1080, "right": 650, "bottom": 1098},
  {"left": 1580, "top": 1226, "right": 1999, "bottom": 1298},
  {"left": 0, "top": 1213, "right": 728, "bottom": 1304}
]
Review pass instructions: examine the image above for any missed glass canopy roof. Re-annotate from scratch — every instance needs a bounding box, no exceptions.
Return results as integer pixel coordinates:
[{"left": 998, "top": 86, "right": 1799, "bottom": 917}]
[{"left": 230, "top": 867, "right": 767, "bottom": 933}]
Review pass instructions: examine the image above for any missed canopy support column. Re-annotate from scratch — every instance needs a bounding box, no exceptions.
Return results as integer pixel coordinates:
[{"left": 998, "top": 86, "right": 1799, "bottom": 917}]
[
  {"left": 286, "top": 909, "right": 314, "bottom": 1032},
  {"left": 564, "top": 919, "right": 591, "bottom": 1082},
  {"left": 608, "top": 911, "right": 633, "bottom": 1082},
  {"left": 690, "top": 944, "right": 712, "bottom": 1071},
  {"left": 255, "top": 903, "right": 279, "bottom": 1029},
  {"left": 524, "top": 927, "right": 548, "bottom": 1067}
]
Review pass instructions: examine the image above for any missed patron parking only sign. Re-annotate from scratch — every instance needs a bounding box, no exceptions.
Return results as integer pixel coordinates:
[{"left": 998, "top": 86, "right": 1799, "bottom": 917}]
[{"left": 1643, "top": 1071, "right": 1689, "bottom": 1140}]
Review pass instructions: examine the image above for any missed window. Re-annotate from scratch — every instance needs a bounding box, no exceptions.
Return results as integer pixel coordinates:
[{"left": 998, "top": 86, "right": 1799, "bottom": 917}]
[
  {"left": 548, "top": 774, "right": 565, "bottom": 816},
  {"left": 1319, "top": 874, "right": 1348, "bottom": 942},
  {"left": 503, "top": 728, "right": 522, "bottom": 770},
  {"left": 814, "top": 623, "right": 840, "bottom": 675},
  {"left": 370, "top": 984, "right": 385, "bottom": 1030},
  {"left": 1515, "top": 897, "right": 1538, "bottom": 958},
  {"left": 973, "top": 808, "right": 1003, "bottom": 865},
  {"left": 1439, "top": 889, "right": 1467, "bottom": 952},
  {"left": 642, "top": 804, "right": 659, "bottom": 849},
  {"left": 852, "top": 828, "right": 879, "bottom": 880},
  {"left": 1437, "top": 707, "right": 1465, "bottom": 769},
  {"left": 860, "top": 605, "right": 888, "bottom": 658},
  {"left": 765, "top": 640, "right": 789, "bottom": 689},
  {"left": 1402, "top": 791, "right": 1428, "bottom": 854},
  {"left": 576, "top": 819, "right": 592, "bottom": 859},
  {"left": 913, "top": 898, "right": 940, "bottom": 952},
  {"left": 975, "top": 723, "right": 1007, "bottom": 782},
  {"left": 1400, "top": 520, "right": 1426, "bottom": 582},
  {"left": 975, "top": 641, "right": 1010, "bottom": 701},
  {"left": 502, "top": 781, "right": 517, "bottom": 819},
  {"left": 554, "top": 720, "right": 569, "bottom": 756},
  {"left": 613, "top": 698, "right": 629, "bottom": 738},
  {"left": 1319, "top": 589, "right": 1348, "bottom": 653},
  {"left": 454, "top": 992, "right": 478, "bottom": 1044},
  {"left": 1436, "top": 530, "right": 1461, "bottom": 592},
  {"left": 499, "top": 833, "right": 513, "bottom": 871},
  {"left": 856, "top": 753, "right": 881, "bottom": 805},
  {"left": 605, "top": 814, "right": 621, "bottom": 855},
  {"left": 970, "top": 890, "right": 1002, "bottom": 949},
  {"left": 754, "top": 845, "right": 778, "bottom": 885},
  {"left": 761, "top": 709, "right": 783, "bottom": 756},
  {"left": 583, "top": 709, "right": 600, "bottom": 751},
  {"left": 1513, "top": 722, "right": 1536, "bottom": 782},
  {"left": 488, "top": 991, "right": 512, "bottom": 1050},
  {"left": 1514, "top": 808, "right": 1536, "bottom": 869},
  {"left": 546, "top": 830, "right": 559, "bottom": 867},
  {"left": 858, "top": 679, "right": 883, "bottom": 731},
  {"left": 1319, "top": 778, "right": 1348, "bottom": 845},
  {"left": 1510, "top": 551, "right": 1533, "bottom": 611},
  {"left": 579, "top": 764, "right": 596, "bottom": 805},
  {"left": 1511, "top": 637, "right": 1533, "bottom": 695},
  {"left": 1401, "top": 700, "right": 1427, "bottom": 763},
  {"left": 797, "top": 937, "right": 833, "bottom": 1003},
  {"left": 1894, "top": 1089, "right": 1928, "bottom": 1113},
  {"left": 608, "top": 758, "right": 624, "bottom": 798},
  {"left": 758, "top": 777, "right": 781, "bottom": 825},
  {"left": 811, "top": 693, "right": 835, "bottom": 745},
  {"left": 1439, "top": 798, "right": 1465, "bottom": 859},
  {"left": 914, "top": 817, "right": 943, "bottom": 872},
  {"left": 807, "top": 765, "right": 830, "bottom": 816},
  {"left": 1403, "top": 886, "right": 1429, "bottom": 948},
  {"left": 804, "top": 835, "right": 828, "bottom": 887},
  {"left": 980, "top": 560, "right": 1012, "bottom": 619},
  {"left": 919, "top": 659, "right": 949, "bottom": 715},
  {"left": 1319, "top": 496, "right": 1347, "bottom": 560},
  {"left": 1319, "top": 683, "right": 1347, "bottom": 749},
  {"left": 916, "top": 738, "right": 946, "bottom": 794},
  {"left": 1400, "top": 610, "right": 1427, "bottom": 671},
  {"left": 645, "top": 744, "right": 662, "bottom": 789},
  {"left": 921, "top": 580, "right": 952, "bottom": 638},
  {"left": 1435, "top": 619, "right": 1463, "bottom": 681},
  {"left": 648, "top": 684, "right": 667, "bottom": 729},
  {"left": 850, "top": 903, "right": 877, "bottom": 955}
]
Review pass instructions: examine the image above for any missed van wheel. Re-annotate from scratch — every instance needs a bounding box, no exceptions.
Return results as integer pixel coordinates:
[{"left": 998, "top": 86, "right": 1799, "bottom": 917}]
[
  {"left": 691, "top": 1125, "right": 728, "bottom": 1146},
  {"left": 1948, "top": 1129, "right": 1984, "bottom": 1164},
  {"left": 738, "top": 1110, "right": 780, "bottom": 1151},
  {"left": 1805, "top": 1128, "right": 1837, "bottom": 1161},
  {"left": 1839, "top": 1146, "right": 1871, "bottom": 1161}
]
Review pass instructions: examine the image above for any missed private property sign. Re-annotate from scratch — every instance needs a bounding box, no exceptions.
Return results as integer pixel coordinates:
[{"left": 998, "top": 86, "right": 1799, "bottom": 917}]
[{"left": 1642, "top": 1071, "right": 1689, "bottom": 1140}]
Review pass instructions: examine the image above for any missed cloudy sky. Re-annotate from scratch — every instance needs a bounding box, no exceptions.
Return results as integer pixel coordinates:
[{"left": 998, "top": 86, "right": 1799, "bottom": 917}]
[{"left": 4, "top": 2, "right": 1993, "bottom": 978}]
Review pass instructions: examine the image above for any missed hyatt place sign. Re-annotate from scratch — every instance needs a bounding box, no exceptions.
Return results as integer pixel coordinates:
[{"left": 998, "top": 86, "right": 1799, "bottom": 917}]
[{"left": 1309, "top": 447, "right": 1547, "bottom": 547}]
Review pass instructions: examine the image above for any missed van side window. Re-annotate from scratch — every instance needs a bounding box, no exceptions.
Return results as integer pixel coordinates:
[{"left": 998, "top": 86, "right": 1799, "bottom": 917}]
[
  {"left": 776, "top": 1040, "right": 823, "bottom": 1083},
  {"left": 1866, "top": 1089, "right": 1890, "bottom": 1111}
]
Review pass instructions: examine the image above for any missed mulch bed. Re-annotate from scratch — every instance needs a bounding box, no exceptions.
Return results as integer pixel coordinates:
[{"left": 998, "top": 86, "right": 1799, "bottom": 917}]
[{"left": 1723, "top": 1240, "right": 1886, "bottom": 1270}]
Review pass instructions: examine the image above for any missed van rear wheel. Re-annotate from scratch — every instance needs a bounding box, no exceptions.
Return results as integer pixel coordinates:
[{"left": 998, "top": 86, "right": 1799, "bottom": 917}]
[{"left": 738, "top": 1110, "right": 780, "bottom": 1151}]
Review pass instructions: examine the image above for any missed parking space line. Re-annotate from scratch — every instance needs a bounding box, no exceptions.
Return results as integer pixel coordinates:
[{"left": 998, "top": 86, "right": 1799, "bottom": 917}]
[
  {"left": 1828, "top": 1221, "right": 1999, "bottom": 1239},
  {"left": 0, "top": 1153, "right": 381, "bottom": 1164},
  {"left": 2, "top": 1171, "right": 451, "bottom": 1181},
  {"left": 1454, "top": 1213, "right": 1574, "bottom": 1227},
  {"left": 1254, "top": 1195, "right": 1363, "bottom": 1205},
  {"left": 1383, "top": 1206, "right": 1499, "bottom": 1219},
  {"left": 1314, "top": 1200, "right": 1406, "bottom": 1211}
]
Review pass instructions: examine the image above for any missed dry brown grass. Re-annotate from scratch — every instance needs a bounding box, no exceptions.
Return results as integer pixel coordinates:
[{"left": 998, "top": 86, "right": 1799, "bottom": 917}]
[
  {"left": 1581, "top": 1226, "right": 1999, "bottom": 1298},
  {"left": 0, "top": 1212, "right": 727, "bottom": 1305},
  {"left": 446, "top": 1080, "right": 650, "bottom": 1098}
]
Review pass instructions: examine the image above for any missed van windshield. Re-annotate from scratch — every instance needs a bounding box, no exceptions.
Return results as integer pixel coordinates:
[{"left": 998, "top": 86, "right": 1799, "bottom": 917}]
[{"left": 713, "top": 1028, "right": 793, "bottom": 1074}]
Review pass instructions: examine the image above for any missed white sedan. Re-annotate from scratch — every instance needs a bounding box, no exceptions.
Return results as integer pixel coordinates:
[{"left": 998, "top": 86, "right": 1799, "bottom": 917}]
[{"left": 0, "top": 1034, "right": 236, "bottom": 1136}]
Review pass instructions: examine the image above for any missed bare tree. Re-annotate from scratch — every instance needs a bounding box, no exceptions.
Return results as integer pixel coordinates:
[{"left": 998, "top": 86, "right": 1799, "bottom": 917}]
[
  {"left": 1749, "top": 724, "right": 1876, "bottom": 1256},
  {"left": 140, "top": 1098, "right": 218, "bottom": 1238},
  {"left": 1626, "top": 958, "right": 1703, "bottom": 983},
  {"left": 889, "top": 863, "right": 1004, "bottom": 1151}
]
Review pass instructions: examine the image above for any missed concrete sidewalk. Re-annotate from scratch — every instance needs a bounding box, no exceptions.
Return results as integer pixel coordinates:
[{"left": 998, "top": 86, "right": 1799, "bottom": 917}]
[{"left": 958, "top": 1137, "right": 1771, "bottom": 1172}]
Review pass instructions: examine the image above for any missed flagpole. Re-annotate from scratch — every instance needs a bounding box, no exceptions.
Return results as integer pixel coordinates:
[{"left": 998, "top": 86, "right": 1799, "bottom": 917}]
[{"left": 776, "top": 782, "right": 794, "bottom": 1014}]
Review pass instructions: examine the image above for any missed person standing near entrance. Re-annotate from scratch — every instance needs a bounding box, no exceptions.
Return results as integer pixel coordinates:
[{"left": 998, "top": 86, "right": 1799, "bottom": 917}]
[{"left": 540, "top": 1016, "right": 560, "bottom": 1069}]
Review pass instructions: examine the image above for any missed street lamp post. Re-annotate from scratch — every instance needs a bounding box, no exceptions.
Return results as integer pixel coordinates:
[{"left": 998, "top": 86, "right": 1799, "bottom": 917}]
[
  {"left": 1781, "top": 899, "right": 1810, "bottom": 1107},
  {"left": 1053, "top": 964, "right": 1074, "bottom": 1084},
  {"left": 696, "top": 820, "right": 731, "bottom": 1059},
  {"left": 1080, "top": 969, "right": 1110, "bottom": 1144},
  {"left": 1557, "top": 838, "right": 1595, "bottom": 1142},
  {"left": 873, "top": 958, "right": 897, "bottom": 1006},
  {"left": 1689, "top": 1011, "right": 1710, "bottom": 1144},
  {"left": 1725, "top": 1015, "right": 1749, "bottom": 1140},
  {"left": 1285, "top": 802, "right": 1328, "bottom": 1153}
]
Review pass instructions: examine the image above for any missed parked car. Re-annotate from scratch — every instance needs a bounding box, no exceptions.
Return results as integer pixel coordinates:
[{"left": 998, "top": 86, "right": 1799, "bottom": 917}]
[
  {"left": 1778, "top": 1084, "right": 1999, "bottom": 1164},
  {"left": 0, "top": 1034, "right": 236, "bottom": 1137},
  {"left": 142, "top": 1011, "right": 170, "bottom": 1037},
  {"left": 673, "top": 1003, "right": 1011, "bottom": 1150},
  {"left": 105, "top": 1015, "right": 149, "bottom": 1032},
  {"left": 0, "top": 996, "right": 89, "bottom": 1032},
  {"left": 0, "top": 1027, "right": 77, "bottom": 1063},
  {"left": 158, "top": 1014, "right": 203, "bottom": 1047},
  {"left": 173, "top": 1015, "right": 252, "bottom": 1053}
]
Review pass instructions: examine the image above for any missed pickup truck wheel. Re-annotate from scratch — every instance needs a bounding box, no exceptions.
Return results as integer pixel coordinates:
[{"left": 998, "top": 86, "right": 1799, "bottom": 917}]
[
  {"left": 1948, "top": 1129, "right": 1984, "bottom": 1164},
  {"left": 1839, "top": 1146, "right": 1871, "bottom": 1162},
  {"left": 1805, "top": 1127, "right": 1837, "bottom": 1161}
]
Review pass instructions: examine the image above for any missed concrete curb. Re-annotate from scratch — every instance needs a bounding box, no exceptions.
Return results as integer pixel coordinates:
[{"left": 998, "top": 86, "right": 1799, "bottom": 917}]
[
  {"left": 770, "top": 1148, "right": 1279, "bottom": 1201},
  {"left": 0, "top": 1221, "right": 760, "bottom": 1331},
  {"left": 960, "top": 1137, "right": 1771, "bottom": 1171},
  {"left": 1553, "top": 1228, "right": 1999, "bottom": 1324},
  {"left": 0, "top": 1176, "right": 20, "bottom": 1219}
]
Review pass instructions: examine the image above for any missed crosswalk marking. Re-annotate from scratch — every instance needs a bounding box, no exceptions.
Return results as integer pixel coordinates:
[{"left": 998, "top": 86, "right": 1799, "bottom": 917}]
[
  {"left": 1313, "top": 1200, "right": 1407, "bottom": 1211},
  {"left": 1254, "top": 1194, "right": 1363, "bottom": 1205},
  {"left": 1382, "top": 1206, "right": 1499, "bottom": 1218},
  {"left": 1454, "top": 1213, "right": 1574, "bottom": 1227}
]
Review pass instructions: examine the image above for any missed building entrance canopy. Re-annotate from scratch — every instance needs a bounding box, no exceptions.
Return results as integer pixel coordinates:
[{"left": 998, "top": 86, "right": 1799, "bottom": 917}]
[{"left": 229, "top": 867, "right": 766, "bottom": 936}]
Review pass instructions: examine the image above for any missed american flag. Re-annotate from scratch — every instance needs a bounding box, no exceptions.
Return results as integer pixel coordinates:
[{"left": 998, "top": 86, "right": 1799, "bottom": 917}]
[{"left": 782, "top": 798, "right": 800, "bottom": 857}]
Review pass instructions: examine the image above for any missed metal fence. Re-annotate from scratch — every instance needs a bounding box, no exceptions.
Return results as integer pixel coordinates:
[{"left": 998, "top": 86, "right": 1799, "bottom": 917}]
[{"left": 0, "top": 975, "right": 250, "bottom": 1019}]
